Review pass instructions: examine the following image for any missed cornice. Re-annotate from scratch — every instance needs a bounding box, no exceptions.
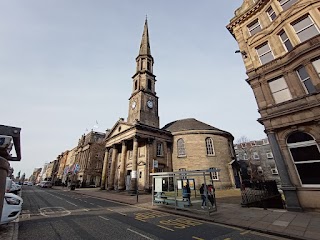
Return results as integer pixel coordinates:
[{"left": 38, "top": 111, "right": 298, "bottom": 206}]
[{"left": 227, "top": 0, "right": 269, "bottom": 36}]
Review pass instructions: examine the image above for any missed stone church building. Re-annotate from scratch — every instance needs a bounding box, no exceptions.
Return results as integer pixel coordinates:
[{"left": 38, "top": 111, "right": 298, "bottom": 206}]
[{"left": 101, "top": 20, "right": 237, "bottom": 192}]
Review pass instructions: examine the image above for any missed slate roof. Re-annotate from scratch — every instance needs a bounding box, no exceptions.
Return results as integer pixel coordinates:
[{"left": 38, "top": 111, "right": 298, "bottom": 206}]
[{"left": 162, "top": 118, "right": 232, "bottom": 137}]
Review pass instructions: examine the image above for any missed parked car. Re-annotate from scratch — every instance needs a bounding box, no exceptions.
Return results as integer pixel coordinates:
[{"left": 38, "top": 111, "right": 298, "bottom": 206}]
[
  {"left": 10, "top": 182, "right": 21, "bottom": 194},
  {"left": 23, "top": 181, "right": 28, "bottom": 185},
  {"left": 40, "top": 181, "right": 52, "bottom": 188},
  {"left": 0, "top": 193, "right": 23, "bottom": 225},
  {"left": 27, "top": 182, "right": 33, "bottom": 186},
  {"left": 5, "top": 177, "right": 12, "bottom": 193}
]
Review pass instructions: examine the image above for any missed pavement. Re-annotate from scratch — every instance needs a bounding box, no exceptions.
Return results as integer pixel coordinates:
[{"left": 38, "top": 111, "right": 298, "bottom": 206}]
[{"left": 1, "top": 187, "right": 320, "bottom": 240}]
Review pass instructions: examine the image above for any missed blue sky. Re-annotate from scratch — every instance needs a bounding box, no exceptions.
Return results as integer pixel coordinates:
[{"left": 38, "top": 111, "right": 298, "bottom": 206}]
[{"left": 1, "top": 0, "right": 265, "bottom": 177}]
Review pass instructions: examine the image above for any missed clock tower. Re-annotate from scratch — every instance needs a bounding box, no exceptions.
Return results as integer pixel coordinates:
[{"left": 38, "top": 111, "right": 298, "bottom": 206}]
[{"left": 127, "top": 19, "right": 159, "bottom": 128}]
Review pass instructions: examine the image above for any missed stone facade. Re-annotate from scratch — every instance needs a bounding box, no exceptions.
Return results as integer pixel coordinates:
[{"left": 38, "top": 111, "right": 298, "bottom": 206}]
[
  {"left": 163, "top": 119, "right": 236, "bottom": 189},
  {"left": 74, "top": 131, "right": 106, "bottom": 187},
  {"left": 227, "top": 0, "right": 320, "bottom": 210},
  {"left": 234, "top": 138, "right": 281, "bottom": 184},
  {"left": 56, "top": 150, "right": 69, "bottom": 183},
  {"left": 102, "top": 20, "right": 238, "bottom": 192}
]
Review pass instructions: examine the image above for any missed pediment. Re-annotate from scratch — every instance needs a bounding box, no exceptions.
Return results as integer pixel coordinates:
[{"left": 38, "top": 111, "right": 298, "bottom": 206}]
[{"left": 106, "top": 119, "right": 134, "bottom": 139}]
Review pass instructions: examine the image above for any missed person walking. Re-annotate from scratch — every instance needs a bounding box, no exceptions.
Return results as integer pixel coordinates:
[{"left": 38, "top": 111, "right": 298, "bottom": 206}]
[
  {"left": 200, "top": 184, "right": 206, "bottom": 209},
  {"left": 207, "top": 184, "right": 215, "bottom": 208}
]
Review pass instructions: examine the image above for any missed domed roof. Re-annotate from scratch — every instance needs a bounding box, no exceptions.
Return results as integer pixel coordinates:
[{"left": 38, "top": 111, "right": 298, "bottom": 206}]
[{"left": 162, "top": 118, "right": 233, "bottom": 137}]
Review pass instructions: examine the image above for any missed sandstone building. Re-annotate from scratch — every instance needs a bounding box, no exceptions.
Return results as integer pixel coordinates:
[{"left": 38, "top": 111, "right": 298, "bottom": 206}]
[
  {"left": 74, "top": 131, "right": 106, "bottom": 187},
  {"left": 227, "top": 0, "right": 320, "bottom": 210},
  {"left": 101, "top": 20, "right": 237, "bottom": 192}
]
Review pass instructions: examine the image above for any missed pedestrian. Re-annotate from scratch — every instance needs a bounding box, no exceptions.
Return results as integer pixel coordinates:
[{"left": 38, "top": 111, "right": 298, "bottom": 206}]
[
  {"left": 200, "top": 184, "right": 206, "bottom": 209},
  {"left": 183, "top": 183, "right": 191, "bottom": 206},
  {"left": 207, "top": 184, "right": 215, "bottom": 208}
]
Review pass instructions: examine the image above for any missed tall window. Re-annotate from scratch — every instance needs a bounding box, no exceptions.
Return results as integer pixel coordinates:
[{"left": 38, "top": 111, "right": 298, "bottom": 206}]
[
  {"left": 247, "top": 19, "right": 262, "bottom": 36},
  {"left": 148, "top": 79, "right": 152, "bottom": 90},
  {"left": 296, "top": 66, "right": 316, "bottom": 94},
  {"left": 268, "top": 77, "right": 292, "bottom": 103},
  {"left": 287, "top": 132, "right": 320, "bottom": 186},
  {"left": 134, "top": 81, "right": 138, "bottom": 90},
  {"left": 205, "top": 138, "right": 215, "bottom": 156},
  {"left": 278, "top": 0, "right": 298, "bottom": 11},
  {"left": 256, "top": 42, "right": 274, "bottom": 65},
  {"left": 312, "top": 59, "right": 320, "bottom": 77},
  {"left": 157, "top": 143, "right": 163, "bottom": 156},
  {"left": 266, "top": 6, "right": 277, "bottom": 21},
  {"left": 147, "top": 61, "right": 151, "bottom": 71},
  {"left": 279, "top": 30, "right": 293, "bottom": 52},
  {"left": 291, "top": 15, "right": 320, "bottom": 43},
  {"left": 177, "top": 138, "right": 186, "bottom": 157}
]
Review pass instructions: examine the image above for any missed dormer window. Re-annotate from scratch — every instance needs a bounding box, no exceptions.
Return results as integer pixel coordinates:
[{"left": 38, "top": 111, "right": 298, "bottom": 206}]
[{"left": 247, "top": 19, "right": 262, "bottom": 36}]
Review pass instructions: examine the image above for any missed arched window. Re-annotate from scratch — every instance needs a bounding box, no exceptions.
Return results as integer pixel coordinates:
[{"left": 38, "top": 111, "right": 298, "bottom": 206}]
[
  {"left": 148, "top": 79, "right": 152, "bottom": 90},
  {"left": 134, "top": 81, "right": 137, "bottom": 90},
  {"left": 147, "top": 61, "right": 151, "bottom": 71},
  {"left": 287, "top": 131, "right": 320, "bottom": 185},
  {"left": 205, "top": 138, "right": 215, "bottom": 156},
  {"left": 177, "top": 138, "right": 186, "bottom": 157}
]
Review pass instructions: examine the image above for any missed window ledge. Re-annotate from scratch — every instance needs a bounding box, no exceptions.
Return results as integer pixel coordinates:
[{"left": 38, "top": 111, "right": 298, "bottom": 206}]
[
  {"left": 178, "top": 155, "right": 187, "bottom": 158},
  {"left": 206, "top": 154, "right": 216, "bottom": 157}
]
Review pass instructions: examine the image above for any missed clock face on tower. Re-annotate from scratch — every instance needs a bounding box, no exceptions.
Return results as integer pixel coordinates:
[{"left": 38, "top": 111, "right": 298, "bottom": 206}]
[
  {"left": 131, "top": 101, "right": 136, "bottom": 109},
  {"left": 147, "top": 100, "right": 153, "bottom": 109}
]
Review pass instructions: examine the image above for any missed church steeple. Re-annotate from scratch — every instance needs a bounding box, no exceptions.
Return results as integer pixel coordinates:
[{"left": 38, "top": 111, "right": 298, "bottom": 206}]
[
  {"left": 127, "top": 19, "right": 159, "bottom": 128},
  {"left": 139, "top": 18, "right": 151, "bottom": 56}
]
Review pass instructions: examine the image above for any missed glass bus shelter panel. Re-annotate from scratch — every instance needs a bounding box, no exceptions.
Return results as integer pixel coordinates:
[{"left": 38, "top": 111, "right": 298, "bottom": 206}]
[{"left": 153, "top": 177, "right": 176, "bottom": 206}]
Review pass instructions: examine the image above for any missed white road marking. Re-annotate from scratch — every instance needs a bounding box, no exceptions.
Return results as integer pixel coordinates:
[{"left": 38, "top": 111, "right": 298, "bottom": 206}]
[
  {"left": 107, "top": 208, "right": 126, "bottom": 216},
  {"left": 83, "top": 209, "right": 89, "bottom": 212},
  {"left": 127, "top": 228, "right": 153, "bottom": 240},
  {"left": 97, "top": 205, "right": 103, "bottom": 208},
  {"left": 66, "top": 201, "right": 78, "bottom": 207},
  {"left": 99, "top": 216, "right": 109, "bottom": 221}
]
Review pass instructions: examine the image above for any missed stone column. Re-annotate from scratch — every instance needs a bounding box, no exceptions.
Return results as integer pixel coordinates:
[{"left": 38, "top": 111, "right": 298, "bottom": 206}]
[
  {"left": 130, "top": 137, "right": 139, "bottom": 192},
  {"left": 268, "top": 132, "right": 302, "bottom": 211},
  {"left": 118, "top": 141, "right": 127, "bottom": 190},
  {"left": 100, "top": 147, "right": 110, "bottom": 190},
  {"left": 108, "top": 145, "right": 118, "bottom": 190}
]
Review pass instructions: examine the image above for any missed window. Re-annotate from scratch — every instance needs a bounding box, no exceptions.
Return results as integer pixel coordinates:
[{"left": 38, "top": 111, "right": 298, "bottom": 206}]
[
  {"left": 312, "top": 59, "right": 320, "bottom": 77},
  {"left": 271, "top": 168, "right": 279, "bottom": 175},
  {"left": 250, "top": 141, "right": 256, "bottom": 147},
  {"left": 256, "top": 42, "right": 274, "bottom": 65},
  {"left": 205, "top": 138, "right": 215, "bottom": 156},
  {"left": 287, "top": 131, "right": 320, "bottom": 185},
  {"left": 177, "top": 138, "right": 186, "bottom": 157},
  {"left": 268, "top": 77, "right": 292, "bottom": 103},
  {"left": 266, "top": 6, "right": 277, "bottom": 21},
  {"left": 266, "top": 152, "right": 274, "bottom": 159},
  {"left": 247, "top": 19, "right": 262, "bottom": 36},
  {"left": 279, "top": 30, "right": 293, "bottom": 52},
  {"left": 292, "top": 15, "right": 320, "bottom": 43},
  {"left": 278, "top": 0, "right": 298, "bottom": 11},
  {"left": 148, "top": 79, "right": 152, "bottom": 90},
  {"left": 157, "top": 143, "right": 163, "bottom": 156},
  {"left": 253, "top": 152, "right": 260, "bottom": 160},
  {"left": 296, "top": 66, "right": 316, "bottom": 94},
  {"left": 139, "top": 171, "right": 142, "bottom": 179},
  {"left": 262, "top": 138, "right": 269, "bottom": 145},
  {"left": 243, "top": 153, "right": 248, "bottom": 160},
  {"left": 134, "top": 81, "right": 138, "bottom": 90},
  {"left": 147, "top": 61, "right": 151, "bottom": 71},
  {"left": 209, "top": 168, "right": 219, "bottom": 181}
]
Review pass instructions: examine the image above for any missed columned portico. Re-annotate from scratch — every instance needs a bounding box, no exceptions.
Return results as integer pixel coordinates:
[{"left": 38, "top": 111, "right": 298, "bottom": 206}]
[
  {"left": 118, "top": 141, "right": 127, "bottom": 190},
  {"left": 108, "top": 145, "right": 118, "bottom": 190}
]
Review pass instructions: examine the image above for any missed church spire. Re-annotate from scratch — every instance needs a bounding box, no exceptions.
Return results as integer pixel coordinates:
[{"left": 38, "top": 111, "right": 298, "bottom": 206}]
[{"left": 139, "top": 18, "right": 151, "bottom": 56}]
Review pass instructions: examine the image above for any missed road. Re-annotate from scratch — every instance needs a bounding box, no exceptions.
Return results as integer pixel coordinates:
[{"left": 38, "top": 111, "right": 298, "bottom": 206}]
[{"left": 19, "top": 186, "right": 289, "bottom": 240}]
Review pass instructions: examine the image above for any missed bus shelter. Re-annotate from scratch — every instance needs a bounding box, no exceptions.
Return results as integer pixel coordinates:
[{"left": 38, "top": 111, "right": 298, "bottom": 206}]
[{"left": 150, "top": 169, "right": 220, "bottom": 215}]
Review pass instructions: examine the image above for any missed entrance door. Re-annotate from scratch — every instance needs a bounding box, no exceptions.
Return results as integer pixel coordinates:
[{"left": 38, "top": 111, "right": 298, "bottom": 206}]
[{"left": 126, "top": 170, "right": 132, "bottom": 190}]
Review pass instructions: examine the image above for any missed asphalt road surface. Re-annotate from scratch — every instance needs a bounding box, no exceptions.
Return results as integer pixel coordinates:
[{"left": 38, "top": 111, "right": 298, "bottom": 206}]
[{"left": 19, "top": 186, "right": 290, "bottom": 240}]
